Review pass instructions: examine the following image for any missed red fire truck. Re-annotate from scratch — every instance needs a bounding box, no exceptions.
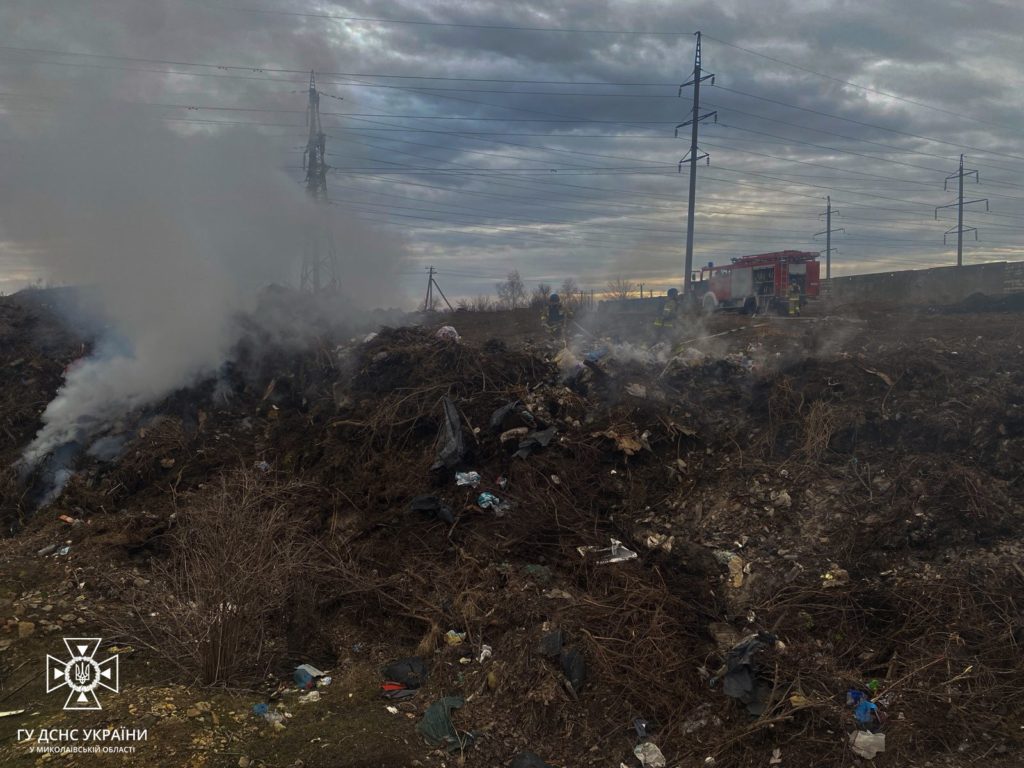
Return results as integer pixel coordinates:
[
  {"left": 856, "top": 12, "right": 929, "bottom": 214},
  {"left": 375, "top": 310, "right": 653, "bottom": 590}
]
[{"left": 694, "top": 250, "right": 821, "bottom": 314}]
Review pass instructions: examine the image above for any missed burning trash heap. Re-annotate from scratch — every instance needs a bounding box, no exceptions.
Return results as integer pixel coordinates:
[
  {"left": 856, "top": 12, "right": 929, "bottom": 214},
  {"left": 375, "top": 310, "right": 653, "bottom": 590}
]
[{"left": 1, "top": 298, "right": 1023, "bottom": 767}]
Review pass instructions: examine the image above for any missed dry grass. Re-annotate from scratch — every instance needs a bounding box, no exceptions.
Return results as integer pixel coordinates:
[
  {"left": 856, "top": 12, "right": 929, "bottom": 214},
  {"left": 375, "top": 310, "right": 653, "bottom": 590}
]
[
  {"left": 800, "top": 399, "right": 844, "bottom": 462},
  {"left": 114, "top": 470, "right": 312, "bottom": 685}
]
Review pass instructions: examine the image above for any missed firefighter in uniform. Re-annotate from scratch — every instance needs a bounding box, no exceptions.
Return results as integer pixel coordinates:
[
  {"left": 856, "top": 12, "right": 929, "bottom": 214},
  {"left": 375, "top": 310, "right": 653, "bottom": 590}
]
[
  {"left": 654, "top": 288, "right": 680, "bottom": 339},
  {"left": 787, "top": 282, "right": 802, "bottom": 317},
  {"left": 544, "top": 293, "right": 566, "bottom": 335}
]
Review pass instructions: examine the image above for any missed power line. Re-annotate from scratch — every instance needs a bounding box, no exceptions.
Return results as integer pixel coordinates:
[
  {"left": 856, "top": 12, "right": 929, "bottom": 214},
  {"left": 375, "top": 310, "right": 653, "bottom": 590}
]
[
  {"left": 7, "top": 53, "right": 1024, "bottom": 189},
  {"left": 711, "top": 84, "right": 1024, "bottom": 164},
  {"left": 6, "top": 53, "right": 1015, "bottom": 268},
  {"left": 702, "top": 33, "right": 1015, "bottom": 131}
]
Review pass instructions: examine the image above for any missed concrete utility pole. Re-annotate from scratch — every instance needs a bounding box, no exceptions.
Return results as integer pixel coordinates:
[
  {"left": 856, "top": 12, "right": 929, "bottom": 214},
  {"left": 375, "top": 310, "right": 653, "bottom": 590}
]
[
  {"left": 422, "top": 266, "right": 453, "bottom": 312},
  {"left": 936, "top": 154, "right": 989, "bottom": 267},
  {"left": 300, "top": 71, "right": 339, "bottom": 292},
  {"left": 676, "top": 31, "right": 716, "bottom": 295},
  {"left": 814, "top": 196, "right": 844, "bottom": 280}
]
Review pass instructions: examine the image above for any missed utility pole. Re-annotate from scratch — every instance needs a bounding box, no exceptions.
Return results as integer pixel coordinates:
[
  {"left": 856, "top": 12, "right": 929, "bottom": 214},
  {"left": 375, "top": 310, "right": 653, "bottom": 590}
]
[
  {"left": 300, "top": 71, "right": 339, "bottom": 292},
  {"left": 423, "top": 266, "right": 434, "bottom": 311},
  {"left": 936, "top": 154, "right": 989, "bottom": 267},
  {"left": 813, "top": 196, "right": 844, "bottom": 280},
  {"left": 676, "top": 31, "right": 716, "bottom": 295},
  {"left": 422, "top": 266, "right": 453, "bottom": 312}
]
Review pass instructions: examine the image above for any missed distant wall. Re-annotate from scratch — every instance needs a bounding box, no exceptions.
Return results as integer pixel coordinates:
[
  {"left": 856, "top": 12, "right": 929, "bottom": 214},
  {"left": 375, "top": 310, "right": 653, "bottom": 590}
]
[{"left": 824, "top": 262, "right": 1023, "bottom": 305}]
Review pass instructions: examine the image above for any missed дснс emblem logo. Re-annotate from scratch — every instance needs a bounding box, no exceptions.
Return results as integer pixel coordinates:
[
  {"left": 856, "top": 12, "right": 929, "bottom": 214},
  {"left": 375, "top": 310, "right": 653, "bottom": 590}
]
[{"left": 45, "top": 638, "right": 119, "bottom": 710}]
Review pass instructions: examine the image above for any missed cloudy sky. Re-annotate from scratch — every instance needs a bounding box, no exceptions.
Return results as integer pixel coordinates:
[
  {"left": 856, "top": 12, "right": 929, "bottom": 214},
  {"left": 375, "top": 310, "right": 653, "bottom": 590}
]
[{"left": 1, "top": 0, "right": 1022, "bottom": 301}]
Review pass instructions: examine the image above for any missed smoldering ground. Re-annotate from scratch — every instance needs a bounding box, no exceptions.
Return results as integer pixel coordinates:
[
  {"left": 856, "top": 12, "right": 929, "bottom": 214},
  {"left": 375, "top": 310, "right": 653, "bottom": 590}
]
[{"left": 0, "top": 106, "right": 405, "bottom": 482}]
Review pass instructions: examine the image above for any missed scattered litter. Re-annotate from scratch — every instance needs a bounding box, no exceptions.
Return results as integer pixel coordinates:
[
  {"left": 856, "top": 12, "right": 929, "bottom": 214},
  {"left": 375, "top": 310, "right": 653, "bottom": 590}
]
[
  {"left": 298, "top": 690, "right": 320, "bottom": 704},
  {"left": 625, "top": 382, "right": 648, "bottom": 399},
  {"left": 789, "top": 693, "right": 810, "bottom": 708},
  {"left": 435, "top": 325, "right": 460, "bottom": 342},
  {"left": 510, "top": 752, "right": 551, "bottom": 768},
  {"left": 380, "top": 682, "right": 418, "bottom": 700},
  {"left": 477, "top": 491, "right": 514, "bottom": 516},
  {"left": 560, "top": 648, "right": 587, "bottom": 693},
  {"left": 253, "top": 460, "right": 271, "bottom": 473},
  {"left": 500, "top": 427, "right": 530, "bottom": 444},
  {"left": 382, "top": 657, "right": 428, "bottom": 695},
  {"left": 849, "top": 731, "right": 886, "bottom": 759},
  {"left": 478, "top": 644, "right": 492, "bottom": 663},
  {"left": 862, "top": 367, "right": 895, "bottom": 387},
  {"left": 445, "top": 630, "right": 467, "bottom": 646},
  {"left": 584, "top": 346, "right": 609, "bottom": 363},
  {"left": 55, "top": 546, "right": 71, "bottom": 557},
  {"left": 57, "top": 514, "right": 80, "bottom": 525},
  {"left": 431, "top": 396, "right": 466, "bottom": 471},
  {"left": 417, "top": 696, "right": 475, "bottom": 752},
  {"left": 714, "top": 550, "right": 745, "bottom": 588},
  {"left": 853, "top": 698, "right": 880, "bottom": 726},
  {"left": 769, "top": 747, "right": 782, "bottom": 764},
  {"left": 0, "top": 709, "right": 26, "bottom": 718},
  {"left": 318, "top": 675, "right": 332, "bottom": 687},
  {"left": 385, "top": 705, "right": 399, "bottom": 715},
  {"left": 409, "top": 495, "right": 455, "bottom": 525},
  {"left": 537, "top": 629, "right": 564, "bottom": 658},
  {"left": 37, "top": 544, "right": 57, "bottom": 556},
  {"left": 578, "top": 539, "right": 638, "bottom": 565},
  {"left": 595, "top": 428, "right": 646, "bottom": 456},
  {"left": 489, "top": 399, "right": 534, "bottom": 433},
  {"left": 718, "top": 632, "right": 779, "bottom": 715},
  {"left": 294, "top": 664, "right": 325, "bottom": 690},
  {"left": 362, "top": 332, "right": 378, "bottom": 343},
  {"left": 455, "top": 471, "right": 481, "bottom": 487},
  {"left": 822, "top": 564, "right": 851, "bottom": 588},
  {"left": 252, "top": 703, "right": 286, "bottom": 727},
  {"left": 634, "top": 742, "right": 666, "bottom": 768},
  {"left": 514, "top": 426, "right": 558, "bottom": 459}
]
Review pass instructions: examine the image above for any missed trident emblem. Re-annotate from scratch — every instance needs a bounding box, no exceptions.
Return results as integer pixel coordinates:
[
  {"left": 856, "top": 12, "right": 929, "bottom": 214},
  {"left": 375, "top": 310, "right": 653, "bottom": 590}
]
[{"left": 46, "top": 638, "right": 120, "bottom": 710}]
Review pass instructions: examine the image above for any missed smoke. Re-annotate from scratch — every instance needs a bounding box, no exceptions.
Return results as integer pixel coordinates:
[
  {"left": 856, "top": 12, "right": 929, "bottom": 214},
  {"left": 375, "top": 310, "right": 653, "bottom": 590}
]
[{"left": 0, "top": 105, "right": 405, "bottom": 467}]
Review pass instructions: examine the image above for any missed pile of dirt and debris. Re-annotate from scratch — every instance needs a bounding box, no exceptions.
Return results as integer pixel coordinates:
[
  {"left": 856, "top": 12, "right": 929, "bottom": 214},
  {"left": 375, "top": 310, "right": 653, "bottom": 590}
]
[{"left": 1, "top": 294, "right": 1023, "bottom": 767}]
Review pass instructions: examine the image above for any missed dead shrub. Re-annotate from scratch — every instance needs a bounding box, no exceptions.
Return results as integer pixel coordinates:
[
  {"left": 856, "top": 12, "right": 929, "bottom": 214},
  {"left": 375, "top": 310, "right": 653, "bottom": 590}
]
[
  {"left": 800, "top": 400, "right": 843, "bottom": 462},
  {"left": 123, "top": 471, "right": 310, "bottom": 685}
]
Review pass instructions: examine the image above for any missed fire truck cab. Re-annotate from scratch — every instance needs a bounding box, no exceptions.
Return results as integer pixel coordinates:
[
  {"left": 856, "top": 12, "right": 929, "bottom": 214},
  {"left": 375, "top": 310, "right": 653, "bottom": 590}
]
[{"left": 693, "top": 250, "right": 821, "bottom": 314}]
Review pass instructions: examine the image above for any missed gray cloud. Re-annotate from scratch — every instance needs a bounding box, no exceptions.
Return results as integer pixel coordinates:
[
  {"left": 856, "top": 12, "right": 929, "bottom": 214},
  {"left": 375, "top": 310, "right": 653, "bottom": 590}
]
[{"left": 0, "top": 0, "right": 1021, "bottom": 301}]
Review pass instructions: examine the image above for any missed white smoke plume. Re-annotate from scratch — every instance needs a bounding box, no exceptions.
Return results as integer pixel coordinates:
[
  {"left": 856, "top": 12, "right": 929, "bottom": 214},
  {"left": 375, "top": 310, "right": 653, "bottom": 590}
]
[{"left": 0, "top": 106, "right": 404, "bottom": 467}]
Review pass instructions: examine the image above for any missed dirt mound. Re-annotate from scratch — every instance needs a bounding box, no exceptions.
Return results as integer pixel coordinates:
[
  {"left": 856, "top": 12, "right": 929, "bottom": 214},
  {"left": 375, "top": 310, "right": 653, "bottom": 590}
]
[{"left": 1, "top": 307, "right": 1023, "bottom": 767}]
